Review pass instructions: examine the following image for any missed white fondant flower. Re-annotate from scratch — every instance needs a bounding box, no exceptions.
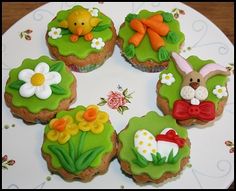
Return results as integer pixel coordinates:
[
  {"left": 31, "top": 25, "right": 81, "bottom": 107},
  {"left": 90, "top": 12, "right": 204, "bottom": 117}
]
[
  {"left": 88, "top": 8, "right": 99, "bottom": 17},
  {"left": 91, "top": 38, "right": 105, "bottom": 50},
  {"left": 48, "top": 27, "right": 62, "bottom": 39},
  {"left": 213, "top": 85, "right": 228, "bottom": 99},
  {"left": 161, "top": 73, "right": 175, "bottom": 86},
  {"left": 18, "top": 62, "right": 61, "bottom": 99}
]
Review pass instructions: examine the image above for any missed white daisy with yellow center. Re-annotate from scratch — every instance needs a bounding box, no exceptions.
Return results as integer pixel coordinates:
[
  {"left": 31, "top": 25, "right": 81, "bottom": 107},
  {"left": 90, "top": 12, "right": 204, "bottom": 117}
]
[
  {"left": 18, "top": 62, "right": 61, "bottom": 99},
  {"left": 88, "top": 8, "right": 99, "bottom": 17},
  {"left": 48, "top": 27, "right": 62, "bottom": 39},
  {"left": 161, "top": 73, "right": 175, "bottom": 86},
  {"left": 213, "top": 85, "right": 228, "bottom": 99},
  {"left": 91, "top": 38, "right": 105, "bottom": 50}
]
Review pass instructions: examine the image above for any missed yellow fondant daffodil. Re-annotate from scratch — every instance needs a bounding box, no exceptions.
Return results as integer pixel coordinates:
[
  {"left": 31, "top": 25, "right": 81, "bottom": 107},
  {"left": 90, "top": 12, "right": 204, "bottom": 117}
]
[
  {"left": 76, "top": 105, "right": 109, "bottom": 134},
  {"left": 46, "top": 115, "right": 79, "bottom": 144}
]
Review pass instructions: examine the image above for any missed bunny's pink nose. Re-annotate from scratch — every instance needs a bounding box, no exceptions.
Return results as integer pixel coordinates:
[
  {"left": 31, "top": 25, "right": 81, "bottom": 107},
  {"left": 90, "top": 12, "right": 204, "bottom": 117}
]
[{"left": 189, "top": 82, "right": 199, "bottom": 90}]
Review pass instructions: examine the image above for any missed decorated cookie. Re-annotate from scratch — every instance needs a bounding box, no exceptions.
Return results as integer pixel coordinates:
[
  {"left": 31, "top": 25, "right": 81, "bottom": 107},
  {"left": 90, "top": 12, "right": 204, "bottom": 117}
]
[
  {"left": 41, "top": 105, "right": 117, "bottom": 182},
  {"left": 46, "top": 5, "right": 117, "bottom": 72},
  {"left": 117, "top": 10, "right": 185, "bottom": 72},
  {"left": 157, "top": 52, "right": 230, "bottom": 126},
  {"left": 117, "top": 111, "right": 190, "bottom": 184},
  {"left": 4, "top": 56, "right": 76, "bottom": 124}
]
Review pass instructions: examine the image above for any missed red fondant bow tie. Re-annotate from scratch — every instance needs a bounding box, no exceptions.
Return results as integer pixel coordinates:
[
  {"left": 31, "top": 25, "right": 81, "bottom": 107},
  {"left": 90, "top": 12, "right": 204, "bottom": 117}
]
[
  {"left": 172, "top": 100, "right": 215, "bottom": 121},
  {"left": 156, "top": 129, "right": 185, "bottom": 147}
]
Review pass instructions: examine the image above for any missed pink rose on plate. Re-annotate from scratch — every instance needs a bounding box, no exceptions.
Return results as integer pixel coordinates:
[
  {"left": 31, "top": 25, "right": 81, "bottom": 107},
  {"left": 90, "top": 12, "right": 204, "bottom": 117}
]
[{"left": 107, "top": 91, "right": 127, "bottom": 109}]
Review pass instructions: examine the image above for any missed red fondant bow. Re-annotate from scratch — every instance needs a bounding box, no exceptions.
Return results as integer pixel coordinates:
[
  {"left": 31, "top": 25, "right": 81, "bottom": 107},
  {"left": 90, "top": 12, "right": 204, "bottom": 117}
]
[
  {"left": 172, "top": 100, "right": 215, "bottom": 121},
  {"left": 156, "top": 129, "right": 185, "bottom": 148}
]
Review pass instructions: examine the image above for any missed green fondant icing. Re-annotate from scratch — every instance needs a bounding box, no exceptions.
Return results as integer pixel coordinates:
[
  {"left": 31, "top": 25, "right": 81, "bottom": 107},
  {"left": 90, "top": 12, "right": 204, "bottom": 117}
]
[
  {"left": 5, "top": 56, "right": 74, "bottom": 113},
  {"left": 118, "top": 10, "right": 185, "bottom": 63},
  {"left": 159, "top": 56, "right": 228, "bottom": 110},
  {"left": 42, "top": 106, "right": 115, "bottom": 173},
  {"left": 47, "top": 5, "right": 113, "bottom": 59},
  {"left": 162, "top": 12, "right": 174, "bottom": 23},
  {"left": 118, "top": 111, "right": 190, "bottom": 179},
  {"left": 157, "top": 47, "right": 170, "bottom": 62}
]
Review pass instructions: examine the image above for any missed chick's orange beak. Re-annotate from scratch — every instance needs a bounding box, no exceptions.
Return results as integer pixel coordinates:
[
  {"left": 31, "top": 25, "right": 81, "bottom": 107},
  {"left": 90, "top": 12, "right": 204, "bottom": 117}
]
[{"left": 76, "top": 27, "right": 83, "bottom": 36}]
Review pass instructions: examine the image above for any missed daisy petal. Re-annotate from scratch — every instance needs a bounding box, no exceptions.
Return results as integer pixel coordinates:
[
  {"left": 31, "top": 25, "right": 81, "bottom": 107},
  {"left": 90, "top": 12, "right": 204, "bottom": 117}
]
[
  {"left": 18, "top": 69, "right": 34, "bottom": 82},
  {"left": 35, "top": 85, "right": 52, "bottom": 99},
  {"left": 35, "top": 62, "right": 49, "bottom": 74},
  {"left": 19, "top": 83, "right": 36, "bottom": 97},
  {"left": 45, "top": 72, "right": 61, "bottom": 85},
  {"left": 58, "top": 132, "right": 71, "bottom": 144}
]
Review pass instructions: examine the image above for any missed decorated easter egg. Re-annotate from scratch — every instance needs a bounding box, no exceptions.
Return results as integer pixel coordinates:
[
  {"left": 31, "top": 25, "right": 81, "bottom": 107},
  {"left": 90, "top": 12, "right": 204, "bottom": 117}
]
[
  {"left": 156, "top": 128, "right": 179, "bottom": 161},
  {"left": 134, "top": 129, "right": 157, "bottom": 161}
]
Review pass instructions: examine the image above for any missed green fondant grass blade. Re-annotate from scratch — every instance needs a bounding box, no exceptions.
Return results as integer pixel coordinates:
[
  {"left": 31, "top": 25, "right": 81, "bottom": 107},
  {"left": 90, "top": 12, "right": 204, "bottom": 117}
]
[
  {"left": 151, "top": 153, "right": 158, "bottom": 165},
  {"left": 50, "top": 62, "right": 64, "bottom": 72},
  {"left": 9, "top": 80, "right": 25, "bottom": 90},
  {"left": 50, "top": 84, "right": 66, "bottom": 95},
  {"left": 48, "top": 145, "right": 76, "bottom": 173},
  {"left": 77, "top": 132, "right": 87, "bottom": 158},
  {"left": 132, "top": 148, "right": 148, "bottom": 167},
  {"left": 156, "top": 152, "right": 161, "bottom": 161},
  {"left": 167, "top": 149, "right": 174, "bottom": 163},
  {"left": 132, "top": 159, "right": 148, "bottom": 168},
  {"left": 68, "top": 139, "right": 75, "bottom": 161},
  {"left": 157, "top": 156, "right": 166, "bottom": 165},
  {"left": 75, "top": 146, "right": 104, "bottom": 172}
]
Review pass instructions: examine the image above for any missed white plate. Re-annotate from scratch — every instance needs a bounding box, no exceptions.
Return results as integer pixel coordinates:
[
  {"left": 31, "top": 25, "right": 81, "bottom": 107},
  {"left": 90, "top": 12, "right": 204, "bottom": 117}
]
[{"left": 2, "top": 2, "right": 234, "bottom": 189}]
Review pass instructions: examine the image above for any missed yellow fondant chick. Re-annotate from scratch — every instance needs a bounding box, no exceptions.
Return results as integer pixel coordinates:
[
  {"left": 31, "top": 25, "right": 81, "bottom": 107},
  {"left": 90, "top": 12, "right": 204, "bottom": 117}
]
[{"left": 59, "top": 8, "right": 101, "bottom": 42}]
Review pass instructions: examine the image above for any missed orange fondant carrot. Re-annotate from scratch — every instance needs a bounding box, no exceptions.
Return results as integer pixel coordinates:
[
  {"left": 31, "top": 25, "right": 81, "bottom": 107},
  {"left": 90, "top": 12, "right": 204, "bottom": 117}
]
[
  {"left": 130, "top": 19, "right": 146, "bottom": 34},
  {"left": 141, "top": 19, "right": 169, "bottom": 36},
  {"left": 128, "top": 32, "right": 145, "bottom": 47},
  {"left": 83, "top": 108, "right": 97, "bottom": 122},
  {"left": 148, "top": 14, "right": 163, "bottom": 23},
  {"left": 147, "top": 28, "right": 164, "bottom": 51}
]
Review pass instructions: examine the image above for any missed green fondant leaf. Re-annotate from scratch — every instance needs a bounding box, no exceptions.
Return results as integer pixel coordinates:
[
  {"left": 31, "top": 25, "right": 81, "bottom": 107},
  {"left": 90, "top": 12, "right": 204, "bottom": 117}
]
[
  {"left": 75, "top": 146, "right": 104, "bottom": 172},
  {"left": 68, "top": 139, "right": 75, "bottom": 161},
  {"left": 162, "top": 12, "right": 174, "bottom": 23},
  {"left": 92, "top": 24, "right": 110, "bottom": 32},
  {"left": 77, "top": 131, "right": 87, "bottom": 158},
  {"left": 60, "top": 28, "right": 72, "bottom": 35},
  {"left": 50, "top": 62, "right": 64, "bottom": 72},
  {"left": 166, "top": 31, "right": 179, "bottom": 44},
  {"left": 51, "top": 84, "right": 66, "bottom": 95},
  {"left": 124, "top": 44, "right": 135, "bottom": 59},
  {"left": 125, "top": 13, "right": 138, "bottom": 23},
  {"left": 48, "top": 145, "right": 76, "bottom": 173},
  {"left": 132, "top": 148, "right": 148, "bottom": 168},
  {"left": 157, "top": 47, "right": 170, "bottom": 62},
  {"left": 9, "top": 80, "right": 25, "bottom": 90},
  {"left": 167, "top": 149, "right": 174, "bottom": 163}
]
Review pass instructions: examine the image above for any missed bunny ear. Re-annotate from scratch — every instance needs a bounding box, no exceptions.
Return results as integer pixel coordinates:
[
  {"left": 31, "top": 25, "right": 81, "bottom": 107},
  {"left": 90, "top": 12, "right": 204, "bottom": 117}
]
[
  {"left": 172, "top": 52, "right": 193, "bottom": 75},
  {"left": 199, "top": 63, "right": 230, "bottom": 80}
]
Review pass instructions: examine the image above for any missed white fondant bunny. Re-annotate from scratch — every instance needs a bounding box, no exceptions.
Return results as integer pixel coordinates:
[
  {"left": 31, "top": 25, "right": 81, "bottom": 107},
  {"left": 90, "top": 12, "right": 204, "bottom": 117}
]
[{"left": 172, "top": 52, "right": 230, "bottom": 105}]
